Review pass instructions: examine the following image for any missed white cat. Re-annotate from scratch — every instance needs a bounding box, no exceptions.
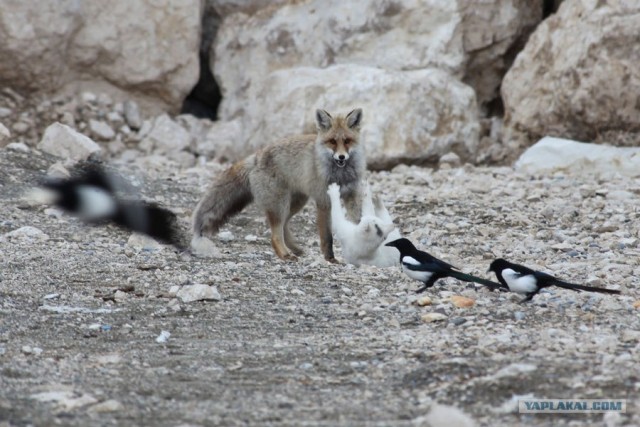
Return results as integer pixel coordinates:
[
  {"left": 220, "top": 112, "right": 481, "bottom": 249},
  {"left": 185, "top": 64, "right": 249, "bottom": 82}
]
[{"left": 327, "top": 182, "right": 401, "bottom": 267}]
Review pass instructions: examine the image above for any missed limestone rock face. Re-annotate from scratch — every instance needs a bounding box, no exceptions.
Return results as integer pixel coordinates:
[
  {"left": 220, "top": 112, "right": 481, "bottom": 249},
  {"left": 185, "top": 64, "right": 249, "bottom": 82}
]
[
  {"left": 502, "top": 0, "right": 640, "bottom": 146},
  {"left": 0, "top": 0, "right": 202, "bottom": 113},
  {"left": 213, "top": 0, "right": 467, "bottom": 122},
  {"left": 242, "top": 66, "right": 480, "bottom": 169},
  {"left": 211, "top": 0, "right": 541, "bottom": 165}
]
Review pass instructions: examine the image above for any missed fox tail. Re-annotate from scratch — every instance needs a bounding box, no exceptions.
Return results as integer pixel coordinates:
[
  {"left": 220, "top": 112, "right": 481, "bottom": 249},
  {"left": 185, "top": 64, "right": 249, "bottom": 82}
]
[{"left": 192, "top": 159, "right": 254, "bottom": 237}]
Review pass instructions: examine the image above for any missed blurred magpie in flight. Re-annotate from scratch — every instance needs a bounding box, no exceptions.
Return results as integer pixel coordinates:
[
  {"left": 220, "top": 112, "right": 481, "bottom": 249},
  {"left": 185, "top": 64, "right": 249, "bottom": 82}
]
[
  {"left": 488, "top": 258, "right": 621, "bottom": 303},
  {"left": 385, "top": 238, "right": 505, "bottom": 293},
  {"left": 33, "top": 164, "right": 183, "bottom": 248}
]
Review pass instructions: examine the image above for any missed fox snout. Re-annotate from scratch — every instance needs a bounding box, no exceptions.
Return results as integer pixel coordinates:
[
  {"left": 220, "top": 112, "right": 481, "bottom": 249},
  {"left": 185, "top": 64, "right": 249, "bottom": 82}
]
[{"left": 333, "top": 152, "right": 349, "bottom": 167}]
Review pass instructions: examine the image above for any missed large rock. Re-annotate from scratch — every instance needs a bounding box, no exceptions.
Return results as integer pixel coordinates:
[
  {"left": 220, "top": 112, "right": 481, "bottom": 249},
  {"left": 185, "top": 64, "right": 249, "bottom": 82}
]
[
  {"left": 0, "top": 0, "right": 201, "bottom": 113},
  {"left": 213, "top": 0, "right": 467, "bottom": 122},
  {"left": 38, "top": 123, "right": 102, "bottom": 162},
  {"left": 461, "top": 0, "right": 543, "bottom": 110},
  {"left": 515, "top": 137, "right": 640, "bottom": 177},
  {"left": 213, "top": 0, "right": 542, "bottom": 121},
  {"left": 502, "top": 0, "right": 640, "bottom": 145},
  {"left": 243, "top": 65, "right": 480, "bottom": 169}
]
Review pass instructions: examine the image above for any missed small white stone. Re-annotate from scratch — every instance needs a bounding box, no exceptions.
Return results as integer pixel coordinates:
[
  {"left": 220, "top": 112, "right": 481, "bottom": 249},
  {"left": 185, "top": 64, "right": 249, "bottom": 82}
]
[
  {"left": 6, "top": 142, "right": 29, "bottom": 153},
  {"left": 218, "top": 231, "right": 235, "bottom": 242},
  {"left": 89, "top": 399, "right": 123, "bottom": 413},
  {"left": 176, "top": 284, "right": 221, "bottom": 303},
  {"left": 89, "top": 119, "right": 116, "bottom": 141},
  {"left": 245, "top": 234, "right": 258, "bottom": 242},
  {"left": 156, "top": 331, "right": 171, "bottom": 343},
  {"left": 421, "top": 312, "right": 447, "bottom": 323}
]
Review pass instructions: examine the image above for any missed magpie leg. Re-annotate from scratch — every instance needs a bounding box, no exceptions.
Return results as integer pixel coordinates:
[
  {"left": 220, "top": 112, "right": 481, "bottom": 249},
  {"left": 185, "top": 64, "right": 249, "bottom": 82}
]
[
  {"left": 519, "top": 293, "right": 535, "bottom": 304},
  {"left": 415, "top": 276, "right": 439, "bottom": 294}
]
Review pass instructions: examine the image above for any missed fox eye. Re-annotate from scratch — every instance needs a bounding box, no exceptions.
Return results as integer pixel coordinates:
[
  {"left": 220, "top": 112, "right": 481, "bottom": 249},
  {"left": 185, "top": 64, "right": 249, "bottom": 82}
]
[
  {"left": 344, "top": 139, "right": 352, "bottom": 145},
  {"left": 329, "top": 139, "right": 337, "bottom": 145}
]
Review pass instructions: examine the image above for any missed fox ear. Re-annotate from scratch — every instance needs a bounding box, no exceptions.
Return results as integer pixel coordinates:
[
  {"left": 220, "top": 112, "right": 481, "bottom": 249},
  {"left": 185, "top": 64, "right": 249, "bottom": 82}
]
[
  {"left": 345, "top": 108, "right": 363, "bottom": 130},
  {"left": 316, "top": 109, "right": 333, "bottom": 132}
]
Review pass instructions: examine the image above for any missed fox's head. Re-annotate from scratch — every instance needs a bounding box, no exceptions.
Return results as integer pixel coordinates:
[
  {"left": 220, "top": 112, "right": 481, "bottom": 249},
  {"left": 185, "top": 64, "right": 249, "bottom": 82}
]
[{"left": 316, "top": 108, "right": 362, "bottom": 168}]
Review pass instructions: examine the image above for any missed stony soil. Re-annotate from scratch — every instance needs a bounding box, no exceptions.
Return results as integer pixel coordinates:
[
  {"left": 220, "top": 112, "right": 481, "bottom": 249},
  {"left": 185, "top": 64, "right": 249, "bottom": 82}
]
[{"left": 0, "top": 146, "right": 639, "bottom": 427}]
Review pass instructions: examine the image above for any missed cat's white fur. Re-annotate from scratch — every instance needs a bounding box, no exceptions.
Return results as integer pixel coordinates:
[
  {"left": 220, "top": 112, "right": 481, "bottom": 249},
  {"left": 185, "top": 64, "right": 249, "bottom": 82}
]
[{"left": 327, "top": 181, "right": 401, "bottom": 267}]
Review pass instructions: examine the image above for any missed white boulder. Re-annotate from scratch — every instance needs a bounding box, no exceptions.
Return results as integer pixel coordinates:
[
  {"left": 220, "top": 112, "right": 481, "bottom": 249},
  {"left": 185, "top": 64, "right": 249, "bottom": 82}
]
[{"left": 515, "top": 137, "right": 640, "bottom": 177}]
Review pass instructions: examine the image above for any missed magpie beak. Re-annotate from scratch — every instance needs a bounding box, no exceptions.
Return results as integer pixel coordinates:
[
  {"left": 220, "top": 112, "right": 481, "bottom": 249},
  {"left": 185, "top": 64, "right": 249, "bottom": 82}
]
[
  {"left": 488, "top": 258, "right": 621, "bottom": 303},
  {"left": 385, "top": 238, "right": 505, "bottom": 293}
]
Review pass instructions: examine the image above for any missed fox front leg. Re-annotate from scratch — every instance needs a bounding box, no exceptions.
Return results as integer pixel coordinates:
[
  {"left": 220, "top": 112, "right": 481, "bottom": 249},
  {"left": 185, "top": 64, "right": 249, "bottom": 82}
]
[{"left": 316, "top": 205, "right": 337, "bottom": 263}]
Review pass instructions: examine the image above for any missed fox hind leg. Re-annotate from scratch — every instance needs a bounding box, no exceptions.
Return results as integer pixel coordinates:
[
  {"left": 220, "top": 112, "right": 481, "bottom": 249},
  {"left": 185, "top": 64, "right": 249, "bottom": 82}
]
[
  {"left": 266, "top": 209, "right": 296, "bottom": 261},
  {"left": 284, "top": 193, "right": 308, "bottom": 256}
]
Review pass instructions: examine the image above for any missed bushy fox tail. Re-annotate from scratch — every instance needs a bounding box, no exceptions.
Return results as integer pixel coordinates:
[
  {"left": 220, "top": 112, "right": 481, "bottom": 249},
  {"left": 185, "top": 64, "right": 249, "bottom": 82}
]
[{"left": 192, "top": 159, "right": 254, "bottom": 237}]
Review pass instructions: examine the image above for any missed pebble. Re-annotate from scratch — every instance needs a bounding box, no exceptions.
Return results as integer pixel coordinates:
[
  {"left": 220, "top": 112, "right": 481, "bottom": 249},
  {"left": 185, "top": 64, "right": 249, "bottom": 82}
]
[
  {"left": 421, "top": 312, "right": 447, "bottom": 323},
  {"left": 218, "top": 231, "right": 235, "bottom": 242},
  {"left": 89, "top": 119, "right": 116, "bottom": 140},
  {"left": 0, "top": 122, "right": 10, "bottom": 146},
  {"left": 123, "top": 100, "right": 142, "bottom": 130},
  {"left": 21, "top": 346, "right": 43, "bottom": 356},
  {"left": 245, "top": 234, "right": 258, "bottom": 242},
  {"left": 155, "top": 331, "right": 171, "bottom": 343},
  {"left": 6, "top": 142, "right": 29, "bottom": 153},
  {"left": 12, "top": 122, "right": 29, "bottom": 134},
  {"left": 47, "top": 162, "right": 71, "bottom": 179},
  {"left": 89, "top": 399, "right": 123, "bottom": 413},
  {"left": 633, "top": 300, "right": 640, "bottom": 310},
  {"left": 416, "top": 295, "right": 432, "bottom": 306},
  {"left": 450, "top": 317, "right": 467, "bottom": 326},
  {"left": 176, "top": 284, "right": 221, "bottom": 303},
  {"left": 449, "top": 295, "right": 475, "bottom": 308},
  {"left": 341, "top": 287, "right": 353, "bottom": 296}
]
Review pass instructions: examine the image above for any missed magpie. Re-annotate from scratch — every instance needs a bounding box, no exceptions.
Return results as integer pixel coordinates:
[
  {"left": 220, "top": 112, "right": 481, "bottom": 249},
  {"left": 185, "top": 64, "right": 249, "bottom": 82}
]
[
  {"left": 488, "top": 258, "right": 621, "bottom": 303},
  {"left": 385, "top": 238, "right": 505, "bottom": 293},
  {"left": 34, "top": 164, "right": 183, "bottom": 248}
]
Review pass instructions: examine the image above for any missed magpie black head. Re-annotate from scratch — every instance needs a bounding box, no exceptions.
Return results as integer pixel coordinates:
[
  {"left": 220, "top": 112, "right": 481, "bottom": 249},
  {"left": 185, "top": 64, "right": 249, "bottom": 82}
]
[
  {"left": 488, "top": 258, "right": 510, "bottom": 273},
  {"left": 384, "top": 238, "right": 416, "bottom": 254}
]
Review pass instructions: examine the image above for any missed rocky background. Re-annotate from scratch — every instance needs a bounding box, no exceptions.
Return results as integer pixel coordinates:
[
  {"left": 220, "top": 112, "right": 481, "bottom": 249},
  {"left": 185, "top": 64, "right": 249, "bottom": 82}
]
[
  {"left": 1, "top": 0, "right": 640, "bottom": 426},
  {"left": 1, "top": 0, "right": 639, "bottom": 169}
]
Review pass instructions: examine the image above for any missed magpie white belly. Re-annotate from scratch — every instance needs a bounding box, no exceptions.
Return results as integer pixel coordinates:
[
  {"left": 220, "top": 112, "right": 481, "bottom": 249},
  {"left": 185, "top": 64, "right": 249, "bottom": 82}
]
[
  {"left": 402, "top": 264, "right": 432, "bottom": 283},
  {"left": 502, "top": 269, "right": 538, "bottom": 294}
]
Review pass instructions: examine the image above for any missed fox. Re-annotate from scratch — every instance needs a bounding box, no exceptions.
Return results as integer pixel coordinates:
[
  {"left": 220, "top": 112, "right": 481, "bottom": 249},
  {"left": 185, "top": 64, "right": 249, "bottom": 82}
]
[
  {"left": 327, "top": 181, "right": 401, "bottom": 267},
  {"left": 192, "top": 108, "right": 366, "bottom": 261}
]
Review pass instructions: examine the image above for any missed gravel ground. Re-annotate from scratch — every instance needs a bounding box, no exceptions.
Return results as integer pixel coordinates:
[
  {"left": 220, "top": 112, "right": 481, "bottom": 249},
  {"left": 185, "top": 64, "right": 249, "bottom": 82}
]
[{"left": 0, "top": 146, "right": 639, "bottom": 427}]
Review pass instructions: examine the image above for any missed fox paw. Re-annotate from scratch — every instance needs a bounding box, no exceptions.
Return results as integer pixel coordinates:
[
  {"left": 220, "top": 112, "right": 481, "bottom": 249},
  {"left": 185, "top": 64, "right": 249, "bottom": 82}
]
[{"left": 327, "top": 183, "right": 340, "bottom": 197}]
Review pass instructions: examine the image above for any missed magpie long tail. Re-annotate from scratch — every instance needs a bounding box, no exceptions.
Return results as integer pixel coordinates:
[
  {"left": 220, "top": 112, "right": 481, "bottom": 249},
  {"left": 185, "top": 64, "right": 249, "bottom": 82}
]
[
  {"left": 553, "top": 280, "right": 620, "bottom": 295},
  {"left": 112, "top": 201, "right": 184, "bottom": 249},
  {"left": 449, "top": 271, "right": 507, "bottom": 291}
]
